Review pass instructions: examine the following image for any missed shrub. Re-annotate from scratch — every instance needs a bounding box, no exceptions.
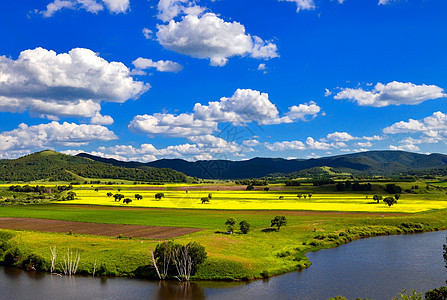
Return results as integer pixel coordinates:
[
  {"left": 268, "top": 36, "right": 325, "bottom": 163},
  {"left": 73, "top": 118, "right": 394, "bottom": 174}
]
[
  {"left": 425, "top": 286, "right": 447, "bottom": 300},
  {"left": 239, "top": 220, "right": 251, "bottom": 234}
]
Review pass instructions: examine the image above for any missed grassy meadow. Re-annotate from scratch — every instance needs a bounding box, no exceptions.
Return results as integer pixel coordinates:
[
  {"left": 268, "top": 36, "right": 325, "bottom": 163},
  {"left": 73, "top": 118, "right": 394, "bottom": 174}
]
[{"left": 0, "top": 180, "right": 447, "bottom": 280}]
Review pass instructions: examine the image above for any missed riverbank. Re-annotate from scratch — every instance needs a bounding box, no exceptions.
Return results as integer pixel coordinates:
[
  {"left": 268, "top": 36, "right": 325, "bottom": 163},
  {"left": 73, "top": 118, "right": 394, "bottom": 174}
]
[{"left": 1, "top": 205, "right": 446, "bottom": 281}]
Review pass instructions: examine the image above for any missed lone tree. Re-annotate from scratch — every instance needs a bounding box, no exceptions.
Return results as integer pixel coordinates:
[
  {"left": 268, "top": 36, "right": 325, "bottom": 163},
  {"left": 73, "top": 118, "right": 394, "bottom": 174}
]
[
  {"left": 66, "top": 191, "right": 76, "bottom": 200},
  {"left": 201, "top": 197, "right": 210, "bottom": 204},
  {"left": 113, "top": 194, "right": 124, "bottom": 202},
  {"left": 308, "top": 194, "right": 313, "bottom": 199},
  {"left": 208, "top": 193, "right": 212, "bottom": 199},
  {"left": 246, "top": 185, "right": 254, "bottom": 191},
  {"left": 394, "top": 194, "right": 401, "bottom": 200},
  {"left": 271, "top": 215, "right": 287, "bottom": 231},
  {"left": 123, "top": 198, "right": 132, "bottom": 204},
  {"left": 373, "top": 195, "right": 383, "bottom": 203},
  {"left": 264, "top": 187, "right": 270, "bottom": 192},
  {"left": 297, "top": 194, "right": 302, "bottom": 199},
  {"left": 135, "top": 194, "right": 143, "bottom": 200},
  {"left": 155, "top": 192, "right": 164, "bottom": 200},
  {"left": 225, "top": 217, "right": 238, "bottom": 233},
  {"left": 239, "top": 220, "right": 251, "bottom": 234},
  {"left": 383, "top": 196, "right": 397, "bottom": 207},
  {"left": 106, "top": 192, "right": 113, "bottom": 197}
]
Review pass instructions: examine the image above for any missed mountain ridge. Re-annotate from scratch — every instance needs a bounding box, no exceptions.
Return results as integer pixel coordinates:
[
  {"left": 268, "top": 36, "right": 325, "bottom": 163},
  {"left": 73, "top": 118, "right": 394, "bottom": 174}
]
[{"left": 77, "top": 150, "right": 447, "bottom": 179}]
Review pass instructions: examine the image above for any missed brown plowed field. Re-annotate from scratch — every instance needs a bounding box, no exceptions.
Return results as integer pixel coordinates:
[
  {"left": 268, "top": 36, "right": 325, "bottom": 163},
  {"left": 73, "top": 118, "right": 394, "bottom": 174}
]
[{"left": 0, "top": 218, "right": 202, "bottom": 239}]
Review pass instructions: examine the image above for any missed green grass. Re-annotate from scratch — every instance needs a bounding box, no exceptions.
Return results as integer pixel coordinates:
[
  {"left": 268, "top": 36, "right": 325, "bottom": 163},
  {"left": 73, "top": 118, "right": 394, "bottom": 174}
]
[
  {"left": 1, "top": 181, "right": 447, "bottom": 280},
  {"left": 1, "top": 203, "right": 447, "bottom": 280}
]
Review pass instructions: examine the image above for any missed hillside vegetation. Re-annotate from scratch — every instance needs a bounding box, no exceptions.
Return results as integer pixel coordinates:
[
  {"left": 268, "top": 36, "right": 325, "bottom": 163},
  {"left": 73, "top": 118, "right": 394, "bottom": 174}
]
[{"left": 0, "top": 150, "right": 188, "bottom": 183}]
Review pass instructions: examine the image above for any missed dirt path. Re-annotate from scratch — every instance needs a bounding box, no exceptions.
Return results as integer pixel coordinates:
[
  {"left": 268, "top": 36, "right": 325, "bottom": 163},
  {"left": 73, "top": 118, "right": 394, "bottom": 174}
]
[{"left": 0, "top": 217, "right": 202, "bottom": 239}]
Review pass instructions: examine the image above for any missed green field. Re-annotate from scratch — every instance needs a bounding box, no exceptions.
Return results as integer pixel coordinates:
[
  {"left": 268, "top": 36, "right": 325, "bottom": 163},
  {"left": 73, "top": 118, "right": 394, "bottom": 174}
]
[{"left": 0, "top": 181, "right": 447, "bottom": 280}]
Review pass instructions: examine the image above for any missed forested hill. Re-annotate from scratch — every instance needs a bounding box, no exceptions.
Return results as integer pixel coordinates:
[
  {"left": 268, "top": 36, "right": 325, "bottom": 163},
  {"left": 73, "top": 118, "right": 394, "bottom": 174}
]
[
  {"left": 79, "top": 150, "right": 447, "bottom": 179},
  {"left": 0, "top": 150, "right": 188, "bottom": 182}
]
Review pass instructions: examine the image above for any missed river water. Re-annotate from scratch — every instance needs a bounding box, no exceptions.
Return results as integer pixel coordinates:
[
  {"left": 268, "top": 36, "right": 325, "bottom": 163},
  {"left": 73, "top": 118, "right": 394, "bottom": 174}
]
[{"left": 1, "top": 231, "right": 446, "bottom": 300}]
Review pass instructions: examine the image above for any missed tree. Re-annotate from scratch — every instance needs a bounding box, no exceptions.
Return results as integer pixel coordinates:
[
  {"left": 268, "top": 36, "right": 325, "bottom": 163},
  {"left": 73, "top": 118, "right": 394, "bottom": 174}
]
[
  {"left": 308, "top": 194, "right": 312, "bottom": 199},
  {"left": 385, "top": 184, "right": 402, "bottom": 194},
  {"left": 66, "top": 191, "right": 76, "bottom": 200},
  {"left": 336, "top": 182, "right": 346, "bottom": 191},
  {"left": 135, "top": 194, "right": 143, "bottom": 200},
  {"left": 395, "top": 194, "right": 401, "bottom": 200},
  {"left": 443, "top": 237, "right": 447, "bottom": 269},
  {"left": 208, "top": 193, "right": 212, "bottom": 199},
  {"left": 123, "top": 198, "right": 132, "bottom": 204},
  {"left": 383, "top": 196, "right": 397, "bottom": 207},
  {"left": 271, "top": 215, "right": 287, "bottom": 230},
  {"left": 94, "top": 188, "right": 99, "bottom": 192},
  {"left": 297, "top": 194, "right": 302, "bottom": 199},
  {"left": 155, "top": 192, "right": 164, "bottom": 200},
  {"left": 239, "top": 220, "right": 251, "bottom": 234},
  {"left": 106, "top": 192, "right": 113, "bottom": 197},
  {"left": 201, "top": 197, "right": 210, "bottom": 204},
  {"left": 264, "top": 187, "right": 270, "bottom": 192},
  {"left": 113, "top": 194, "right": 124, "bottom": 202},
  {"left": 303, "top": 195, "right": 307, "bottom": 199},
  {"left": 246, "top": 185, "right": 254, "bottom": 191},
  {"left": 225, "top": 217, "right": 237, "bottom": 233},
  {"left": 373, "top": 195, "right": 383, "bottom": 203}
]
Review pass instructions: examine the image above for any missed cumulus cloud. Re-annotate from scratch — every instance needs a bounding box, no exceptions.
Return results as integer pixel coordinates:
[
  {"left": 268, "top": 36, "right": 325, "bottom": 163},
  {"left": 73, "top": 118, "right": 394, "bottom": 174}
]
[
  {"left": 39, "top": 0, "right": 129, "bottom": 17},
  {"left": 0, "top": 47, "right": 148, "bottom": 120},
  {"left": 132, "top": 57, "right": 183, "bottom": 73},
  {"left": 0, "top": 122, "right": 117, "bottom": 152},
  {"left": 279, "top": 0, "right": 315, "bottom": 12},
  {"left": 258, "top": 63, "right": 266, "bottom": 71},
  {"left": 383, "top": 111, "right": 447, "bottom": 141},
  {"left": 285, "top": 101, "right": 321, "bottom": 121},
  {"left": 334, "top": 81, "right": 446, "bottom": 107},
  {"left": 378, "top": 0, "right": 396, "bottom": 5},
  {"left": 90, "top": 133, "right": 248, "bottom": 161},
  {"left": 142, "top": 28, "right": 153, "bottom": 39},
  {"left": 265, "top": 140, "right": 306, "bottom": 151},
  {"left": 157, "top": 0, "right": 205, "bottom": 22},
  {"left": 325, "top": 131, "right": 357, "bottom": 142},
  {"left": 389, "top": 144, "right": 420, "bottom": 151},
  {"left": 90, "top": 112, "right": 114, "bottom": 125},
  {"left": 129, "top": 113, "right": 217, "bottom": 137},
  {"left": 130, "top": 89, "right": 320, "bottom": 138},
  {"left": 156, "top": 13, "right": 278, "bottom": 66}
]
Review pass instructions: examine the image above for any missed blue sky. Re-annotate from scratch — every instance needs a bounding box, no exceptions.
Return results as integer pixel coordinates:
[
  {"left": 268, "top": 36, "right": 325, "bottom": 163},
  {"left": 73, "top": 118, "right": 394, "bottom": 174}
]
[{"left": 0, "top": 0, "right": 446, "bottom": 161}]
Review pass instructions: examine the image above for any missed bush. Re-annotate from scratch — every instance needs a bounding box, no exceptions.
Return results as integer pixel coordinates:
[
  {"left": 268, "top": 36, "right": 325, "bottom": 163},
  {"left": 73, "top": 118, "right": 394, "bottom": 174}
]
[
  {"left": 239, "top": 220, "right": 251, "bottom": 234},
  {"left": 425, "top": 286, "right": 447, "bottom": 300}
]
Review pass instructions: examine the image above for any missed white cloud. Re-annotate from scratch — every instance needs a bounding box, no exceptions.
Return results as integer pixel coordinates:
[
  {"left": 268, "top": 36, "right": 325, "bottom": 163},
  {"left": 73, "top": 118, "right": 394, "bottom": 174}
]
[
  {"left": 194, "top": 89, "right": 291, "bottom": 125},
  {"left": 363, "top": 135, "right": 383, "bottom": 141},
  {"left": 265, "top": 140, "right": 306, "bottom": 151},
  {"left": 356, "top": 141, "right": 372, "bottom": 148},
  {"left": 0, "top": 122, "right": 117, "bottom": 152},
  {"left": 90, "top": 112, "right": 114, "bottom": 125},
  {"left": 334, "top": 81, "right": 446, "bottom": 107},
  {"left": 279, "top": 0, "right": 315, "bottom": 12},
  {"left": 378, "top": 0, "right": 395, "bottom": 5},
  {"left": 306, "top": 137, "right": 332, "bottom": 150},
  {"left": 0, "top": 47, "right": 148, "bottom": 119},
  {"left": 102, "top": 0, "right": 129, "bottom": 13},
  {"left": 324, "top": 88, "right": 332, "bottom": 97},
  {"left": 156, "top": 13, "right": 278, "bottom": 66},
  {"left": 157, "top": 0, "right": 205, "bottom": 22},
  {"left": 389, "top": 144, "right": 420, "bottom": 151},
  {"left": 128, "top": 113, "right": 217, "bottom": 137},
  {"left": 325, "top": 131, "right": 357, "bottom": 142},
  {"left": 384, "top": 111, "right": 447, "bottom": 144},
  {"left": 39, "top": 0, "right": 129, "bottom": 17},
  {"left": 142, "top": 28, "right": 153, "bottom": 39},
  {"left": 132, "top": 57, "right": 183, "bottom": 73},
  {"left": 130, "top": 89, "right": 319, "bottom": 138},
  {"left": 286, "top": 101, "right": 321, "bottom": 121},
  {"left": 258, "top": 63, "right": 266, "bottom": 71},
  {"left": 242, "top": 139, "right": 260, "bottom": 147}
]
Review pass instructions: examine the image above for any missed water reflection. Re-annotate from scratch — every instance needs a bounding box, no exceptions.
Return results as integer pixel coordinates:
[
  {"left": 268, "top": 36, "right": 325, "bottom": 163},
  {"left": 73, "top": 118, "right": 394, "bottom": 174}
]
[{"left": 152, "top": 281, "right": 205, "bottom": 300}]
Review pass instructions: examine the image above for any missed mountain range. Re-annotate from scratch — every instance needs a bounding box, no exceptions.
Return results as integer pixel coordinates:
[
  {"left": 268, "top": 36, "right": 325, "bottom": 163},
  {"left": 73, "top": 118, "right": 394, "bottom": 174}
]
[{"left": 77, "top": 150, "right": 447, "bottom": 179}]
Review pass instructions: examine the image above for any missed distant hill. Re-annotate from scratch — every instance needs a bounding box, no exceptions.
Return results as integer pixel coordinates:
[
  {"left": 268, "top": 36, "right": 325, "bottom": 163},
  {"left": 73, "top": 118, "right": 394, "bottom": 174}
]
[
  {"left": 77, "top": 150, "right": 447, "bottom": 179},
  {"left": 0, "top": 150, "right": 188, "bottom": 182}
]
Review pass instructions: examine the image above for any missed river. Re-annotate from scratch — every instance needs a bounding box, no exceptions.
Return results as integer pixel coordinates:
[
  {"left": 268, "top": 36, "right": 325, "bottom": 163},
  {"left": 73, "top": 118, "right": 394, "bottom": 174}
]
[{"left": 1, "top": 230, "right": 446, "bottom": 300}]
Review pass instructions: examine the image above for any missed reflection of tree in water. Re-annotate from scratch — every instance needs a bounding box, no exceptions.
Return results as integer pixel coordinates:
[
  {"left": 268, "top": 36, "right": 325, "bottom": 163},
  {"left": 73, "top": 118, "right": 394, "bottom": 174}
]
[{"left": 153, "top": 280, "right": 205, "bottom": 300}]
